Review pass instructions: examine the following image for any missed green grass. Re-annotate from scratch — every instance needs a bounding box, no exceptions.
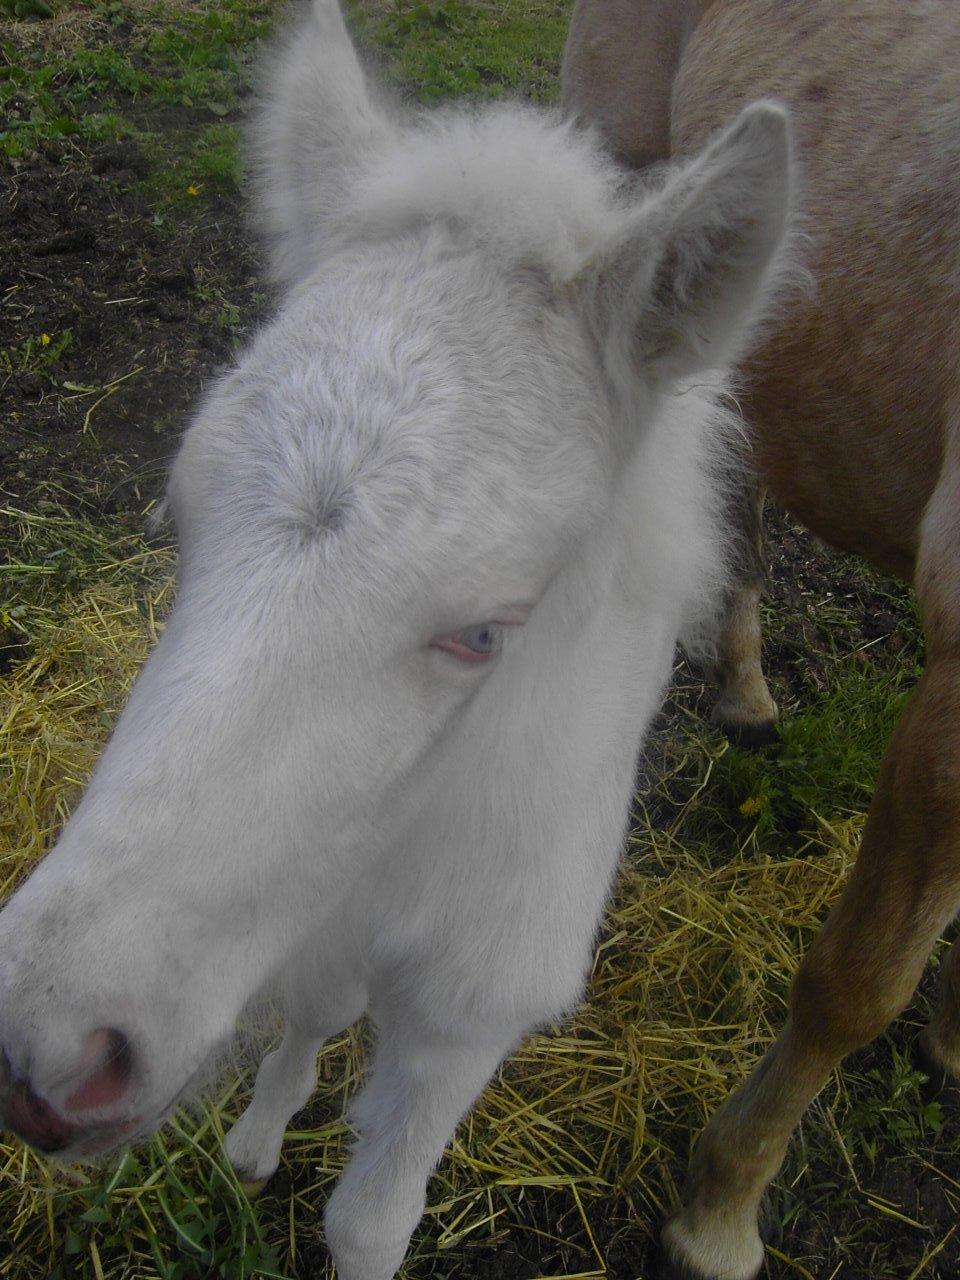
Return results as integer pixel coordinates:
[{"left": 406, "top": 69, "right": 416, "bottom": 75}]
[
  {"left": 670, "top": 663, "right": 914, "bottom": 855},
  {"left": 0, "top": 43, "right": 145, "bottom": 158},
  {"left": 350, "top": 0, "right": 570, "bottom": 102},
  {"left": 0, "top": 0, "right": 51, "bottom": 20},
  {"left": 1, "top": 0, "right": 568, "bottom": 169},
  {"left": 0, "top": 0, "right": 270, "bottom": 164},
  {"left": 26, "top": 1116, "right": 285, "bottom": 1280}
]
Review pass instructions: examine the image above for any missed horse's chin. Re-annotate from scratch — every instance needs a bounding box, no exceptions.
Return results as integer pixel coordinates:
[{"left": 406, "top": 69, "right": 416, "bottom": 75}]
[
  {"left": 66, "top": 1116, "right": 148, "bottom": 1161},
  {"left": 59, "top": 1070, "right": 204, "bottom": 1163}
]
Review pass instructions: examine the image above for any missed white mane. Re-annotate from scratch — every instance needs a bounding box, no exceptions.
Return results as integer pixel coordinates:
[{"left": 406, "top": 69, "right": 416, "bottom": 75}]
[{"left": 343, "top": 105, "right": 627, "bottom": 282}]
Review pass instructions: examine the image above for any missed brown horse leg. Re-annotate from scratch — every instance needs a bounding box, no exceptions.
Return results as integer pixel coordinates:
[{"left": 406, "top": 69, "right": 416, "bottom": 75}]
[
  {"left": 663, "top": 669, "right": 960, "bottom": 1277},
  {"left": 915, "top": 447, "right": 960, "bottom": 1087},
  {"left": 709, "top": 483, "right": 778, "bottom": 746},
  {"left": 920, "top": 939, "right": 960, "bottom": 1083},
  {"left": 661, "top": 457, "right": 960, "bottom": 1280},
  {"left": 561, "top": 0, "right": 705, "bottom": 170}
]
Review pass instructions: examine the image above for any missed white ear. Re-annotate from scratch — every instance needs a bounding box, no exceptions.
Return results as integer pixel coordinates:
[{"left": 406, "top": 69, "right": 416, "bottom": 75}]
[
  {"left": 584, "top": 102, "right": 793, "bottom": 391},
  {"left": 249, "top": 0, "right": 396, "bottom": 287}
]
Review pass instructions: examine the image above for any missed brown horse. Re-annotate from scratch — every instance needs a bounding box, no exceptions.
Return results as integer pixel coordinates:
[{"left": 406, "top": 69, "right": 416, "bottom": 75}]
[{"left": 564, "top": 2, "right": 960, "bottom": 1278}]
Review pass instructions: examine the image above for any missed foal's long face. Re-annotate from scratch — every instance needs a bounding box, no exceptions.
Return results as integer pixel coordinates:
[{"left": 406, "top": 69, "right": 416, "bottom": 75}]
[
  {"left": 0, "top": 0, "right": 790, "bottom": 1157},
  {"left": 0, "top": 243, "right": 609, "bottom": 1155}
]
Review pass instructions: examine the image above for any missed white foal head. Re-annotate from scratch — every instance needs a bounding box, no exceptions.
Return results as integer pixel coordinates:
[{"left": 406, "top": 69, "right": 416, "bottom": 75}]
[{"left": 0, "top": 0, "right": 790, "bottom": 1158}]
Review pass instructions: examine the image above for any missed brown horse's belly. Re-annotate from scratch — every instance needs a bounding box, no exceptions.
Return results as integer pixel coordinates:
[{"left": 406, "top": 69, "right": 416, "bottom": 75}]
[
  {"left": 739, "top": 336, "right": 940, "bottom": 582},
  {"left": 670, "top": 0, "right": 960, "bottom": 586}
]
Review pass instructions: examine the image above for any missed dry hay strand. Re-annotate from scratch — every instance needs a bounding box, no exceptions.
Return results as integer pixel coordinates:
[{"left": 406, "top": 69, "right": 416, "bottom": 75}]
[
  {"left": 0, "top": 505, "right": 175, "bottom": 898},
  {"left": 0, "top": 511, "right": 858, "bottom": 1278}
]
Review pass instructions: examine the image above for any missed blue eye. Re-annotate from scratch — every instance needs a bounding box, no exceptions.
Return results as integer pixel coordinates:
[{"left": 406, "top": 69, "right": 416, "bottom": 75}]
[
  {"left": 459, "top": 624, "right": 502, "bottom": 655},
  {"left": 429, "top": 621, "right": 514, "bottom": 663}
]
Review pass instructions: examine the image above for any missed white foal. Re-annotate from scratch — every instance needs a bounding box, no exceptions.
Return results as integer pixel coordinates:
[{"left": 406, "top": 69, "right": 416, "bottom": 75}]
[{"left": 0, "top": 3, "right": 791, "bottom": 1276}]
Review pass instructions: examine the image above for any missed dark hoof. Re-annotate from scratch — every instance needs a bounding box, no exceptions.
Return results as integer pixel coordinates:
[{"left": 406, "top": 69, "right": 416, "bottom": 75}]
[
  {"left": 715, "top": 717, "right": 780, "bottom": 750},
  {"left": 653, "top": 1236, "right": 702, "bottom": 1280},
  {"left": 916, "top": 1036, "right": 960, "bottom": 1106}
]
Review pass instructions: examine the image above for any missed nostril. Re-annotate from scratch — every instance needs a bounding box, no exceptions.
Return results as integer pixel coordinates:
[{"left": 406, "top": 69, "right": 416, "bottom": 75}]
[
  {"left": 6, "top": 1081, "right": 76, "bottom": 1153},
  {"left": 64, "top": 1027, "right": 135, "bottom": 1114}
]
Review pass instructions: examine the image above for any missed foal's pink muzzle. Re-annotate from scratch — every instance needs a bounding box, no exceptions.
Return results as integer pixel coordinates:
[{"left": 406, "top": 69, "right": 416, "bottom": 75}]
[{"left": 1, "top": 1027, "right": 137, "bottom": 1155}]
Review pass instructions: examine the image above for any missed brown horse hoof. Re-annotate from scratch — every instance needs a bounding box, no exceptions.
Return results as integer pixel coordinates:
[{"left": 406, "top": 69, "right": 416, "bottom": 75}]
[
  {"left": 916, "top": 1032, "right": 960, "bottom": 1106},
  {"left": 712, "top": 714, "right": 780, "bottom": 750}
]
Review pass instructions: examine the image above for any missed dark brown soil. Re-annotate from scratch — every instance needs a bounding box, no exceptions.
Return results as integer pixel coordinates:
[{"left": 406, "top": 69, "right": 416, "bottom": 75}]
[{"left": 2, "top": 128, "right": 263, "bottom": 520}]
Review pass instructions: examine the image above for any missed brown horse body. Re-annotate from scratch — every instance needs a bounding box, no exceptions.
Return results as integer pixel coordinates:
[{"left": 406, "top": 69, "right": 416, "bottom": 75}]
[{"left": 564, "top": 3, "right": 960, "bottom": 1278}]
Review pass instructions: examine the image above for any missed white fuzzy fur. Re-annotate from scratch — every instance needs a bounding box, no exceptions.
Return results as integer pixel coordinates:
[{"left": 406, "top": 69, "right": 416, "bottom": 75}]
[{"left": 0, "top": 4, "right": 791, "bottom": 1276}]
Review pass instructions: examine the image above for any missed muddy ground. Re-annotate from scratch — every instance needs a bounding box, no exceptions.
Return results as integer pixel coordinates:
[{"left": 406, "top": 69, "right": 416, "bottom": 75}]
[{"left": 2, "top": 123, "right": 260, "bottom": 509}]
